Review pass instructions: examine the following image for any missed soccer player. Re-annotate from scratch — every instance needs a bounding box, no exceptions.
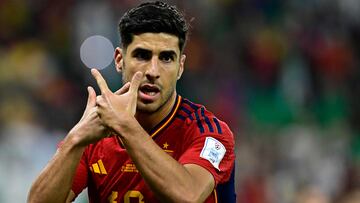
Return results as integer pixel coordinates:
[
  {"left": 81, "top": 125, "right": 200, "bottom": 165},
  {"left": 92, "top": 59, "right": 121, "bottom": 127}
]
[{"left": 28, "top": 1, "right": 235, "bottom": 203}]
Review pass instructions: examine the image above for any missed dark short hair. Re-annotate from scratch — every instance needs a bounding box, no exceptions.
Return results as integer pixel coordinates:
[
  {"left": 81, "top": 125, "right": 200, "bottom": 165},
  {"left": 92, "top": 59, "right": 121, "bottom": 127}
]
[{"left": 118, "top": 1, "right": 189, "bottom": 53}]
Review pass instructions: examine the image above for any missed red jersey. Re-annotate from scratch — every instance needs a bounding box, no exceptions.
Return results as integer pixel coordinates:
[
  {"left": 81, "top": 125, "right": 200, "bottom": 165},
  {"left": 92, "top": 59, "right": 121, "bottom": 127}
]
[{"left": 72, "top": 95, "right": 235, "bottom": 202}]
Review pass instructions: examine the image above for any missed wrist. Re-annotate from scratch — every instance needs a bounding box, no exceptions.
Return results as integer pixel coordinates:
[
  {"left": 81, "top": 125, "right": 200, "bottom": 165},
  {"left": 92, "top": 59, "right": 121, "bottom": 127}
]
[
  {"left": 63, "top": 132, "right": 87, "bottom": 150},
  {"left": 112, "top": 116, "right": 138, "bottom": 139}
]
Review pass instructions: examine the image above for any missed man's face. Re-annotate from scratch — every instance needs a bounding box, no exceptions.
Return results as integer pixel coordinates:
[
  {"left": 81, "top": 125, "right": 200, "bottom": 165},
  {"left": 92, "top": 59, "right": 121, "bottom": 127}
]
[{"left": 115, "top": 33, "right": 185, "bottom": 113}]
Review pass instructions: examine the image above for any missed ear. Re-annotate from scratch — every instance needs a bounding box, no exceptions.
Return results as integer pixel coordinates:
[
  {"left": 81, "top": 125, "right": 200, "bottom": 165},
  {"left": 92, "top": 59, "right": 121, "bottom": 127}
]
[
  {"left": 177, "top": 54, "right": 186, "bottom": 80},
  {"left": 114, "top": 47, "right": 123, "bottom": 73}
]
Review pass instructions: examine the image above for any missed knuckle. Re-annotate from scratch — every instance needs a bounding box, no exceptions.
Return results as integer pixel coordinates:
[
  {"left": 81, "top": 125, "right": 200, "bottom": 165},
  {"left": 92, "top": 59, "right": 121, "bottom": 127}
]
[{"left": 96, "top": 96, "right": 103, "bottom": 103}]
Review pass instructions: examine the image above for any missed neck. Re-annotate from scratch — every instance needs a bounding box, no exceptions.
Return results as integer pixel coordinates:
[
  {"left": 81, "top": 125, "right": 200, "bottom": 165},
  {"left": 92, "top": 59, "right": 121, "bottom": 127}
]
[{"left": 135, "top": 92, "right": 177, "bottom": 133}]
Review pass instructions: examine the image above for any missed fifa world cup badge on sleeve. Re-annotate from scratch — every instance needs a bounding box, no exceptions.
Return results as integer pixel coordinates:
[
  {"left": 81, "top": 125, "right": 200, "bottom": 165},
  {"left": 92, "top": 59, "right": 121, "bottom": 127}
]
[{"left": 200, "top": 137, "right": 226, "bottom": 170}]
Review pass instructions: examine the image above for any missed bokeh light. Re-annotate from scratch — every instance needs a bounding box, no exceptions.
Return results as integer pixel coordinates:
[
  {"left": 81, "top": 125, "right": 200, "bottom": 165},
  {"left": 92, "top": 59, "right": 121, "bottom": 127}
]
[{"left": 80, "top": 35, "right": 114, "bottom": 70}]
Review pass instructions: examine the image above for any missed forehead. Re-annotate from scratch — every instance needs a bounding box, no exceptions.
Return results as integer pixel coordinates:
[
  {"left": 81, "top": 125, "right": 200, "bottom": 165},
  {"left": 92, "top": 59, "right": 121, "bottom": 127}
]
[{"left": 126, "top": 33, "right": 180, "bottom": 54}]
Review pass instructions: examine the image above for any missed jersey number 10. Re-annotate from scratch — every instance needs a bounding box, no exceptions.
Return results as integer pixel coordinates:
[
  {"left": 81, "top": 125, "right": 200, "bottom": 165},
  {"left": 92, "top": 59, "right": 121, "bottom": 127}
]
[{"left": 108, "top": 190, "right": 145, "bottom": 203}]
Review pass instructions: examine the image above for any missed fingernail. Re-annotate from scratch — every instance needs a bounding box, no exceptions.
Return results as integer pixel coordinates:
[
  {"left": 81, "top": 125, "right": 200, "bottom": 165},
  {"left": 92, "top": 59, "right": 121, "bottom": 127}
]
[{"left": 135, "top": 72, "right": 143, "bottom": 79}]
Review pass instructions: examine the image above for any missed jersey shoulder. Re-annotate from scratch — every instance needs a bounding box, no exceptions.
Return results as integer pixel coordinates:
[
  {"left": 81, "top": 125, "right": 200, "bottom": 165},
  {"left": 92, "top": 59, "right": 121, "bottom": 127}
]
[{"left": 176, "top": 97, "right": 233, "bottom": 137}]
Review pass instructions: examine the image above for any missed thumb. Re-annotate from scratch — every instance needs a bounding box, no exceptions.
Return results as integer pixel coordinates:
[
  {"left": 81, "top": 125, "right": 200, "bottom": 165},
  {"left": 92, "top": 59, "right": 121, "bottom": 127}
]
[
  {"left": 129, "top": 72, "right": 143, "bottom": 95},
  {"left": 86, "top": 86, "right": 96, "bottom": 108}
]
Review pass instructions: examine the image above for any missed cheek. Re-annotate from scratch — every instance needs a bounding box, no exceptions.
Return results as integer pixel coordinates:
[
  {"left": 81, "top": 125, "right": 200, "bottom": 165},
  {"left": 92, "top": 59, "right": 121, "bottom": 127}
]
[
  {"left": 163, "top": 70, "right": 179, "bottom": 88},
  {"left": 123, "top": 72, "right": 136, "bottom": 83},
  {"left": 123, "top": 61, "right": 143, "bottom": 80}
]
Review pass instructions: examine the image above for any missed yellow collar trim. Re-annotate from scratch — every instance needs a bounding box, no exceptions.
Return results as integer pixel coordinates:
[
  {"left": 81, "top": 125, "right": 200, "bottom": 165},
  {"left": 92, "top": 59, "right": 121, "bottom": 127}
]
[{"left": 150, "top": 95, "right": 181, "bottom": 138}]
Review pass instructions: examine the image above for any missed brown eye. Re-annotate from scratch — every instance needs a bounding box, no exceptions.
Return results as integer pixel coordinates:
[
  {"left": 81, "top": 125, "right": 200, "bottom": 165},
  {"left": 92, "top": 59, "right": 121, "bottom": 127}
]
[
  {"left": 132, "top": 49, "right": 151, "bottom": 61},
  {"left": 135, "top": 52, "right": 151, "bottom": 61},
  {"left": 159, "top": 52, "right": 175, "bottom": 63}
]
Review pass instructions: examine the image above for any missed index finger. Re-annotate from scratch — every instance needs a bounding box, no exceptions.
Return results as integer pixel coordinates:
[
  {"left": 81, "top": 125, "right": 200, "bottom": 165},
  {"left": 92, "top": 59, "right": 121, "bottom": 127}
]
[{"left": 91, "top": 69, "right": 110, "bottom": 94}]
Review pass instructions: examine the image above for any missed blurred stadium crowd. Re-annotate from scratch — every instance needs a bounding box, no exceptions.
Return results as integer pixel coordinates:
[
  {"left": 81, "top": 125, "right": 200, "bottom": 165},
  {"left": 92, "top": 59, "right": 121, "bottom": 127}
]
[{"left": 1, "top": 0, "right": 360, "bottom": 202}]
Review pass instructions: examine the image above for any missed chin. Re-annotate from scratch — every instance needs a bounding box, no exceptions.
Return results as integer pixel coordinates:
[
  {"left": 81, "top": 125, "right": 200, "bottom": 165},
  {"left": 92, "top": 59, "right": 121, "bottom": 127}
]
[
  {"left": 136, "top": 102, "right": 161, "bottom": 114},
  {"left": 136, "top": 91, "right": 175, "bottom": 115}
]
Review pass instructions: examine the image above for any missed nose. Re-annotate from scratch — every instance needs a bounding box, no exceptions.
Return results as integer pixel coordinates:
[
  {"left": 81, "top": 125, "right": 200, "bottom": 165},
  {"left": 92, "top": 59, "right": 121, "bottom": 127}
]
[{"left": 145, "top": 56, "right": 160, "bottom": 81}]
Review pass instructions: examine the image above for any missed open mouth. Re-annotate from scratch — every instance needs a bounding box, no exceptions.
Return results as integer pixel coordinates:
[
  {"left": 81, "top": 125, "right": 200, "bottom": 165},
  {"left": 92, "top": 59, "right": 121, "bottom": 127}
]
[
  {"left": 140, "top": 84, "right": 160, "bottom": 95},
  {"left": 138, "top": 84, "right": 160, "bottom": 102}
]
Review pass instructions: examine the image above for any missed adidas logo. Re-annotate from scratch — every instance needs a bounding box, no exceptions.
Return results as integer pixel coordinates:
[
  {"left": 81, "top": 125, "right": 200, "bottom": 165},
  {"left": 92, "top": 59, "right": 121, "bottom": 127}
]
[{"left": 90, "top": 159, "right": 107, "bottom": 175}]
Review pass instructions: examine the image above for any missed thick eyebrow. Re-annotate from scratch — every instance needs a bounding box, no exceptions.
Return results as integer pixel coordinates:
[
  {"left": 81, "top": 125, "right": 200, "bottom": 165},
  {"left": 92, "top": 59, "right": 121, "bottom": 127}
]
[{"left": 131, "top": 48, "right": 152, "bottom": 56}]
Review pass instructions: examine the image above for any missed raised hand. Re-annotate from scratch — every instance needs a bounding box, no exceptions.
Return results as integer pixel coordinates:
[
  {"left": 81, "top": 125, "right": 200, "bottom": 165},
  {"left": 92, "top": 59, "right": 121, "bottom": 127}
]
[
  {"left": 67, "top": 86, "right": 109, "bottom": 147},
  {"left": 91, "top": 68, "right": 142, "bottom": 131}
]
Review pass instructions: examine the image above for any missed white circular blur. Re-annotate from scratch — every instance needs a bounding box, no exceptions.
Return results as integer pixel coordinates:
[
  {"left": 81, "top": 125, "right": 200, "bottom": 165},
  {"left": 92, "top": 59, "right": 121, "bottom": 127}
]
[{"left": 80, "top": 35, "right": 114, "bottom": 70}]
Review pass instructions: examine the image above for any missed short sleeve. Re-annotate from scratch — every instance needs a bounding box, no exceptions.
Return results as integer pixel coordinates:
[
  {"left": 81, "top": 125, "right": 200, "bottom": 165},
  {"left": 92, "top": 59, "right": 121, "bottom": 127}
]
[{"left": 178, "top": 120, "right": 235, "bottom": 185}]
